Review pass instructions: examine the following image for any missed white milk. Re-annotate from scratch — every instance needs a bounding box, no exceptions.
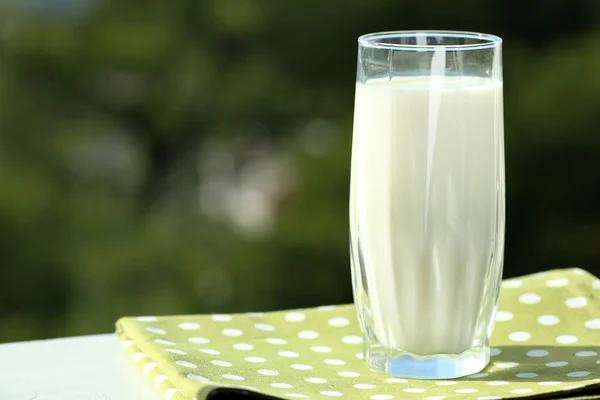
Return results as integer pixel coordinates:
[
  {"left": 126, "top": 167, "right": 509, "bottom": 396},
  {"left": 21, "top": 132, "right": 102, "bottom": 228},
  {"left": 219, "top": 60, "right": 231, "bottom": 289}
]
[{"left": 350, "top": 76, "right": 503, "bottom": 355}]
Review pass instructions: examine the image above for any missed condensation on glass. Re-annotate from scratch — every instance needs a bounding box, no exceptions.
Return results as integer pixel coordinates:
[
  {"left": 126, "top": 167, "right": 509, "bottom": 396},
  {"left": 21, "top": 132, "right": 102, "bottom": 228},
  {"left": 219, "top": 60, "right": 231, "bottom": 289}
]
[{"left": 350, "top": 31, "right": 505, "bottom": 379}]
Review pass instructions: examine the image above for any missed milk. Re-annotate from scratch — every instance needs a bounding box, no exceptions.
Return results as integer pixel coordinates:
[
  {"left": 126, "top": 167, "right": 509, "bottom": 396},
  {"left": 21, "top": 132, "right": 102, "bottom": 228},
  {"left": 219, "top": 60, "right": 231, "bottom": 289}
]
[{"left": 350, "top": 76, "right": 504, "bottom": 356}]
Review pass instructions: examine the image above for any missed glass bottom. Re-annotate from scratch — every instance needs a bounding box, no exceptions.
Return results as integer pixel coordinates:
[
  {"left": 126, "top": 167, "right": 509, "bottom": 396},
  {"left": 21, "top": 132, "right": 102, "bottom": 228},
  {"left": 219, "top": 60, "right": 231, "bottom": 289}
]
[{"left": 366, "top": 346, "right": 489, "bottom": 380}]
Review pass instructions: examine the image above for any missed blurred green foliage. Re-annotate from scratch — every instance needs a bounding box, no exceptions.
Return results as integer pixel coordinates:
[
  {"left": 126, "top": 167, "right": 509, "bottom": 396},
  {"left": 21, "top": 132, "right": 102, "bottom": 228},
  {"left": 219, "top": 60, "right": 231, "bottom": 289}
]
[{"left": 0, "top": 0, "right": 598, "bottom": 342}]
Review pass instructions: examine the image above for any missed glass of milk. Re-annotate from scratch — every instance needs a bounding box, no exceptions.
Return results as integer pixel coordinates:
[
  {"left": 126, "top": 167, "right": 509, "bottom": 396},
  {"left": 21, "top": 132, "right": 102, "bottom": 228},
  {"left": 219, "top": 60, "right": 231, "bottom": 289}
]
[{"left": 350, "top": 31, "right": 504, "bottom": 380}]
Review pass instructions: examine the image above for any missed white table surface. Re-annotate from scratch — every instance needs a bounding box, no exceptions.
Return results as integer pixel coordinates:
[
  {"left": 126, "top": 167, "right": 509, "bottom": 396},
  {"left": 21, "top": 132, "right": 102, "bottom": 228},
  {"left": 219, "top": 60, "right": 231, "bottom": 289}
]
[{"left": 0, "top": 334, "right": 163, "bottom": 400}]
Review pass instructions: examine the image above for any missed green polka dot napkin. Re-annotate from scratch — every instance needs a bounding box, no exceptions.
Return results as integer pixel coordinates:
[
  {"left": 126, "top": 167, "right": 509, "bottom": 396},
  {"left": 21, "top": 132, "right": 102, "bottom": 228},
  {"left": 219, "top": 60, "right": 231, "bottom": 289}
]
[{"left": 116, "top": 268, "right": 600, "bottom": 400}]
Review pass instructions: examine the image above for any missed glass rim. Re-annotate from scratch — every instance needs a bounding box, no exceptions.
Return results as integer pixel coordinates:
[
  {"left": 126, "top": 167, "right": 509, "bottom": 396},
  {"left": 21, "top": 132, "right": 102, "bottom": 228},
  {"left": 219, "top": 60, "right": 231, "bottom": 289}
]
[{"left": 358, "top": 30, "right": 502, "bottom": 51}]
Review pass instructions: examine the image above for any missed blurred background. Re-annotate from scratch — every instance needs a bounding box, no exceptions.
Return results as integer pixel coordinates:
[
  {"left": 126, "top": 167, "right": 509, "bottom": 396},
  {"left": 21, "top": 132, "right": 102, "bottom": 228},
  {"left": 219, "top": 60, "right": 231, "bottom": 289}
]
[{"left": 0, "top": 0, "right": 598, "bottom": 343}]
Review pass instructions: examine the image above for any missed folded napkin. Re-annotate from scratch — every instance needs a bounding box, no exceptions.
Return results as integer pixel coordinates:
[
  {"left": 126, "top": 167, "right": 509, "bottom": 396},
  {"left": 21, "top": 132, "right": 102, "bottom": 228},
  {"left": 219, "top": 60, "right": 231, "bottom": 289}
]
[{"left": 116, "top": 268, "right": 600, "bottom": 399}]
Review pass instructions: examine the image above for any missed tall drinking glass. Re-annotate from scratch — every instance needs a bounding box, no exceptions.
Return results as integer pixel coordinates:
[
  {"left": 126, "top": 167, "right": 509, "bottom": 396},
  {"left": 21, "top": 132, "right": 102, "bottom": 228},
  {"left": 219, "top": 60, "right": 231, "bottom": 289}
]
[{"left": 350, "top": 31, "right": 505, "bottom": 380}]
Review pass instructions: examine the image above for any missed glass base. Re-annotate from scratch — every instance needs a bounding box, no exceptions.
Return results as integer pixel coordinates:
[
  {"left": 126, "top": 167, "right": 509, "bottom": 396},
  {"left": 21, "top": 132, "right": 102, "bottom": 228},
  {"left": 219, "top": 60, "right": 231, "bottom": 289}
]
[{"left": 366, "top": 346, "right": 489, "bottom": 380}]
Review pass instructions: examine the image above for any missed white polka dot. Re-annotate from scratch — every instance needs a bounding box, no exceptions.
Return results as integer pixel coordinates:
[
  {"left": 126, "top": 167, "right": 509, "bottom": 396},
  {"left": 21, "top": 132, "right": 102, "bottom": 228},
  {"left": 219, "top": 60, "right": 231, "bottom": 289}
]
[
  {"left": 245, "top": 357, "right": 267, "bottom": 363},
  {"left": 455, "top": 389, "right": 478, "bottom": 393},
  {"left": 386, "top": 378, "right": 408, "bottom": 383},
  {"left": 371, "top": 396, "right": 394, "bottom": 400},
  {"left": 154, "top": 339, "right": 175, "bottom": 346},
  {"left": 527, "top": 350, "right": 548, "bottom": 357},
  {"left": 137, "top": 316, "right": 158, "bottom": 322},
  {"left": 132, "top": 352, "right": 147, "bottom": 362},
  {"left": 338, "top": 371, "right": 360, "bottom": 377},
  {"left": 145, "top": 327, "right": 166, "bottom": 335},
  {"left": 233, "top": 343, "right": 254, "bottom": 351},
  {"left": 490, "top": 348, "right": 501, "bottom": 356},
  {"left": 328, "top": 317, "right": 350, "bottom": 327},
  {"left": 212, "top": 314, "right": 233, "bottom": 322},
  {"left": 564, "top": 385, "right": 584, "bottom": 391},
  {"left": 321, "top": 391, "right": 343, "bottom": 397},
  {"left": 271, "top": 383, "right": 293, "bottom": 389},
  {"left": 403, "top": 388, "right": 426, "bottom": 393},
  {"left": 584, "top": 319, "right": 600, "bottom": 329},
  {"left": 154, "top": 375, "right": 168, "bottom": 388},
  {"left": 211, "top": 360, "right": 232, "bottom": 367},
  {"left": 486, "top": 381, "right": 509, "bottom": 386},
  {"left": 532, "top": 271, "right": 550, "bottom": 277},
  {"left": 593, "top": 279, "right": 600, "bottom": 289},
  {"left": 164, "top": 388, "right": 179, "bottom": 400},
  {"left": 122, "top": 340, "right": 134, "bottom": 348},
  {"left": 556, "top": 335, "right": 578, "bottom": 344},
  {"left": 568, "top": 371, "right": 590, "bottom": 377},
  {"left": 310, "top": 346, "right": 332, "bottom": 353},
  {"left": 286, "top": 394, "right": 307, "bottom": 398},
  {"left": 495, "top": 311, "right": 513, "bottom": 322},
  {"left": 285, "top": 312, "right": 307, "bottom": 322},
  {"left": 318, "top": 305, "right": 337, "bottom": 311},
  {"left": 223, "top": 374, "right": 245, "bottom": 381},
  {"left": 254, "top": 323, "right": 275, "bottom": 332},
  {"left": 547, "top": 361, "right": 568, "bottom": 367},
  {"left": 468, "top": 373, "right": 488, "bottom": 379},
  {"left": 341, "top": 335, "right": 363, "bottom": 345},
  {"left": 305, "top": 377, "right": 327, "bottom": 384},
  {"left": 278, "top": 351, "right": 300, "bottom": 358},
  {"left": 435, "top": 381, "right": 457, "bottom": 386},
  {"left": 519, "top": 293, "right": 541, "bottom": 304},
  {"left": 510, "top": 389, "right": 533, "bottom": 394},
  {"left": 324, "top": 359, "right": 345, "bottom": 365},
  {"left": 188, "top": 337, "right": 210, "bottom": 344},
  {"left": 538, "top": 315, "right": 560, "bottom": 325},
  {"left": 502, "top": 279, "right": 523, "bottom": 288},
  {"left": 187, "top": 374, "right": 209, "bottom": 383},
  {"left": 166, "top": 348, "right": 187, "bottom": 355},
  {"left": 143, "top": 362, "right": 157, "bottom": 374},
  {"left": 355, "top": 384, "right": 376, "bottom": 389},
  {"left": 266, "top": 338, "right": 287, "bottom": 345},
  {"left": 175, "top": 360, "right": 197, "bottom": 368},
  {"left": 258, "top": 369, "right": 279, "bottom": 376},
  {"left": 291, "top": 364, "right": 313, "bottom": 370},
  {"left": 199, "top": 349, "right": 220, "bottom": 355},
  {"left": 517, "top": 372, "right": 538, "bottom": 378},
  {"left": 538, "top": 381, "right": 562, "bottom": 385},
  {"left": 509, "top": 331, "right": 531, "bottom": 341},
  {"left": 247, "top": 312, "right": 264, "bottom": 317},
  {"left": 496, "top": 362, "right": 519, "bottom": 368},
  {"left": 547, "top": 278, "right": 569, "bottom": 287},
  {"left": 222, "top": 328, "right": 243, "bottom": 337},
  {"left": 575, "top": 351, "right": 597, "bottom": 357},
  {"left": 355, "top": 352, "right": 364, "bottom": 359},
  {"left": 298, "top": 330, "right": 319, "bottom": 339},
  {"left": 566, "top": 297, "right": 588, "bottom": 308},
  {"left": 178, "top": 322, "right": 200, "bottom": 330}
]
